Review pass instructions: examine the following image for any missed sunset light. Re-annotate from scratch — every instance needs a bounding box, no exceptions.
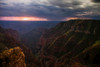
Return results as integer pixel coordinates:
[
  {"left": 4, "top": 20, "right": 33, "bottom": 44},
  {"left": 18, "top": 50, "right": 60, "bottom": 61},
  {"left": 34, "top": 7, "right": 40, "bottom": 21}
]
[
  {"left": 0, "top": 17, "right": 48, "bottom": 21},
  {"left": 0, "top": 0, "right": 100, "bottom": 67},
  {"left": 64, "top": 17, "right": 91, "bottom": 21},
  {"left": 23, "top": 18, "right": 29, "bottom": 21}
]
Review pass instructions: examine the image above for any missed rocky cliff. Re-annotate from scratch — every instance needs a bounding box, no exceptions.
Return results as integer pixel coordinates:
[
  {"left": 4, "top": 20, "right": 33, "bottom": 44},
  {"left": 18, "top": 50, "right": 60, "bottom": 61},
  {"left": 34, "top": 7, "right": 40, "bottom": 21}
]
[
  {"left": 5, "top": 28, "right": 20, "bottom": 42},
  {"left": 0, "top": 47, "right": 26, "bottom": 67},
  {"left": 0, "top": 20, "right": 100, "bottom": 67},
  {"left": 21, "top": 28, "right": 46, "bottom": 54},
  {"left": 0, "top": 26, "right": 40, "bottom": 67},
  {"left": 39, "top": 20, "right": 100, "bottom": 67}
]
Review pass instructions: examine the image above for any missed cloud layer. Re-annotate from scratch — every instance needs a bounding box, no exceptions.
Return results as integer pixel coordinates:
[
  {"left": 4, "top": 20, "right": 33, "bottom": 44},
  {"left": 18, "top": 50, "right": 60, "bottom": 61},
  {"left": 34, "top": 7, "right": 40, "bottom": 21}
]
[
  {"left": 92, "top": 0, "right": 100, "bottom": 3},
  {"left": 0, "top": 0, "right": 100, "bottom": 20}
]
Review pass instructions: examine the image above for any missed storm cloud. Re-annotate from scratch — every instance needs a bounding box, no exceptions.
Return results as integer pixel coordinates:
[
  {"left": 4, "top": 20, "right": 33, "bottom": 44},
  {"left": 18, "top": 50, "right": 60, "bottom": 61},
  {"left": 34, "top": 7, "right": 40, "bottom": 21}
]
[
  {"left": 92, "top": 0, "right": 100, "bottom": 3},
  {"left": 0, "top": 0, "right": 100, "bottom": 20}
]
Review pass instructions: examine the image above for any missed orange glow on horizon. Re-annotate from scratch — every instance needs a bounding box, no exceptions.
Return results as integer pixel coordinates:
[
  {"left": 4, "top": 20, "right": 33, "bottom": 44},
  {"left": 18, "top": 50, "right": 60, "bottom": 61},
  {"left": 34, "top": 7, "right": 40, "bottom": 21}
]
[
  {"left": 64, "top": 17, "right": 91, "bottom": 21},
  {"left": 23, "top": 18, "right": 29, "bottom": 21},
  {"left": 0, "top": 17, "right": 48, "bottom": 21}
]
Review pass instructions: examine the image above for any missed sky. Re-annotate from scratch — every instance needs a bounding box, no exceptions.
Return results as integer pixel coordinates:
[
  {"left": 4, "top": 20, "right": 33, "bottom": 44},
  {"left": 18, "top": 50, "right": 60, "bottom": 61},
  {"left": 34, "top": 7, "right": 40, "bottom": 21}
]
[{"left": 0, "top": 0, "right": 100, "bottom": 21}]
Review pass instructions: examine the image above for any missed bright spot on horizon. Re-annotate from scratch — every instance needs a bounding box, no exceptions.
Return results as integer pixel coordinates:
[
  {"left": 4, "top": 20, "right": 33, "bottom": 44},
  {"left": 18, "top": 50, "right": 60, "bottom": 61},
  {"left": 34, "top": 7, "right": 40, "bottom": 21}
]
[
  {"left": 0, "top": 17, "right": 48, "bottom": 21},
  {"left": 23, "top": 18, "right": 29, "bottom": 21}
]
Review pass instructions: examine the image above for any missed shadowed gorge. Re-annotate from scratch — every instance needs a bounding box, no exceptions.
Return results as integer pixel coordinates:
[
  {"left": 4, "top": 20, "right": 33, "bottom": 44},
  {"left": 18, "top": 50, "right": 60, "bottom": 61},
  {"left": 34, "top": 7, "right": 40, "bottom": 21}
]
[
  {"left": 0, "top": 26, "right": 41, "bottom": 67},
  {"left": 0, "top": 19, "right": 100, "bottom": 67},
  {"left": 0, "top": 0, "right": 100, "bottom": 67},
  {"left": 38, "top": 20, "right": 100, "bottom": 67}
]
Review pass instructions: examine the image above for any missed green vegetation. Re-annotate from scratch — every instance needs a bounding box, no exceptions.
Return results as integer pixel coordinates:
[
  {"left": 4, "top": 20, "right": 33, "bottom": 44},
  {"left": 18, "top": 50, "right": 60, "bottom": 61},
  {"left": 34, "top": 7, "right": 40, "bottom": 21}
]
[{"left": 93, "top": 40, "right": 100, "bottom": 47}]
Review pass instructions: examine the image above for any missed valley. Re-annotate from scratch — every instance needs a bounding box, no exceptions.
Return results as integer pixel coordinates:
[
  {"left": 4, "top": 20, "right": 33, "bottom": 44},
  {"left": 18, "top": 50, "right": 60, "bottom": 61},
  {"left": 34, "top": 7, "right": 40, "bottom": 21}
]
[{"left": 0, "top": 19, "right": 100, "bottom": 67}]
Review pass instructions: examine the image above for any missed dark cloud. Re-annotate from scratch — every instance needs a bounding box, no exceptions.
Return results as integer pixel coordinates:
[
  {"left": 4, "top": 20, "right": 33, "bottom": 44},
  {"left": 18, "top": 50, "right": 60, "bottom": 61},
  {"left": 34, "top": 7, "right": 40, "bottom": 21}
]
[
  {"left": 0, "top": 3, "right": 7, "bottom": 5},
  {"left": 48, "top": 0, "right": 76, "bottom": 8},
  {"left": 0, "top": 0, "right": 100, "bottom": 20},
  {"left": 72, "top": 1, "right": 82, "bottom": 6},
  {"left": 92, "top": 0, "right": 100, "bottom": 3}
]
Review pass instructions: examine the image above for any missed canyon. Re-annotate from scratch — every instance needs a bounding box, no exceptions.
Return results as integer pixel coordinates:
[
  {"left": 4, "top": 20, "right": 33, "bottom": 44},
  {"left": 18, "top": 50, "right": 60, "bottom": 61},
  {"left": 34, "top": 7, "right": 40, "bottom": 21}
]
[{"left": 0, "top": 19, "right": 100, "bottom": 67}]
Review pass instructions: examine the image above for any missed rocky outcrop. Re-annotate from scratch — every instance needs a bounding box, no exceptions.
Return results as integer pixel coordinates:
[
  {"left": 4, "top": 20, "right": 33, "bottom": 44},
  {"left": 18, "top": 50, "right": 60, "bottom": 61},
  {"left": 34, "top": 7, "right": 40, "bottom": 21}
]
[
  {"left": 0, "top": 26, "right": 40, "bottom": 67},
  {"left": 1, "top": 20, "right": 100, "bottom": 67},
  {"left": 5, "top": 29, "right": 20, "bottom": 42},
  {"left": 0, "top": 47, "right": 26, "bottom": 67},
  {"left": 39, "top": 20, "right": 100, "bottom": 67}
]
